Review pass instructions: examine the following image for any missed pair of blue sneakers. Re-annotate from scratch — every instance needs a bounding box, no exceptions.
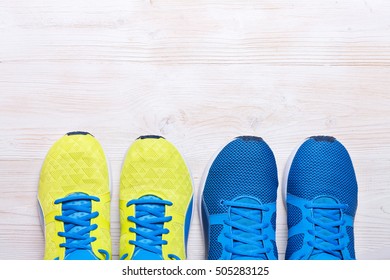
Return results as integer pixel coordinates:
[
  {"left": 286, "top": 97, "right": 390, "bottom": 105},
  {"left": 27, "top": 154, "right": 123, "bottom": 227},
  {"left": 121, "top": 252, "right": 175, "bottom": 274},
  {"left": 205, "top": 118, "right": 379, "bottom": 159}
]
[{"left": 200, "top": 136, "right": 358, "bottom": 260}]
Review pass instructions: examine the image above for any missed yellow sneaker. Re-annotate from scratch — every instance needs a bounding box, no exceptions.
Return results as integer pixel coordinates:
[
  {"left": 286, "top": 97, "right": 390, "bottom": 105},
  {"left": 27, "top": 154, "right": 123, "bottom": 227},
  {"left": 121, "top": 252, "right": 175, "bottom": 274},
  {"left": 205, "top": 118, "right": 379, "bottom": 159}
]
[
  {"left": 119, "top": 135, "right": 193, "bottom": 260},
  {"left": 38, "top": 132, "right": 111, "bottom": 260}
]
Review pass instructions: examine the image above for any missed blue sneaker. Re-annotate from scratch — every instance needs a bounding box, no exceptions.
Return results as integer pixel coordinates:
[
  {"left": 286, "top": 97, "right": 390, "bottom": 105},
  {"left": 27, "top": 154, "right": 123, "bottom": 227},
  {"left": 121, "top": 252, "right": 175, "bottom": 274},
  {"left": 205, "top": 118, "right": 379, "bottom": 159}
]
[
  {"left": 283, "top": 136, "right": 358, "bottom": 260},
  {"left": 200, "top": 136, "right": 278, "bottom": 260}
]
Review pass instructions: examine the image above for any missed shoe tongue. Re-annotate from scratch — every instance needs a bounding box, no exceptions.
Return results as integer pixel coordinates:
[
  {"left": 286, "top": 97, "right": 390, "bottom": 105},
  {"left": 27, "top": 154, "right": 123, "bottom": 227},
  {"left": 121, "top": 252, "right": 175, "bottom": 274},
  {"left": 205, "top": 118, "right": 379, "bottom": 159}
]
[
  {"left": 309, "top": 197, "right": 341, "bottom": 260},
  {"left": 231, "top": 197, "right": 266, "bottom": 260},
  {"left": 62, "top": 193, "right": 98, "bottom": 260},
  {"left": 309, "top": 253, "right": 340, "bottom": 260},
  {"left": 133, "top": 195, "right": 165, "bottom": 260},
  {"left": 132, "top": 249, "right": 163, "bottom": 260},
  {"left": 65, "top": 250, "right": 98, "bottom": 260}
]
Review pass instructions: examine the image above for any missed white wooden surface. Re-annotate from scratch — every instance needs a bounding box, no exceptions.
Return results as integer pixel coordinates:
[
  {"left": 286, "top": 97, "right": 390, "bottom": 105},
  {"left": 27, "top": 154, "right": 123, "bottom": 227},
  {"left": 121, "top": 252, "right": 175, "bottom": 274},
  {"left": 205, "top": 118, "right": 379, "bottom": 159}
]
[{"left": 1, "top": 0, "right": 390, "bottom": 260}]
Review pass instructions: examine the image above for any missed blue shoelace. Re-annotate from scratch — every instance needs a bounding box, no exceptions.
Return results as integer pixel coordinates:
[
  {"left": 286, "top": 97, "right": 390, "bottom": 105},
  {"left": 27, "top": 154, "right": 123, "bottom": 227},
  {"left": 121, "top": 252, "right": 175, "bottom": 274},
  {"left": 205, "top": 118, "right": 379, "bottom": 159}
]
[
  {"left": 305, "top": 202, "right": 348, "bottom": 259},
  {"left": 222, "top": 200, "right": 271, "bottom": 260},
  {"left": 54, "top": 193, "right": 109, "bottom": 260},
  {"left": 121, "top": 196, "right": 180, "bottom": 260}
]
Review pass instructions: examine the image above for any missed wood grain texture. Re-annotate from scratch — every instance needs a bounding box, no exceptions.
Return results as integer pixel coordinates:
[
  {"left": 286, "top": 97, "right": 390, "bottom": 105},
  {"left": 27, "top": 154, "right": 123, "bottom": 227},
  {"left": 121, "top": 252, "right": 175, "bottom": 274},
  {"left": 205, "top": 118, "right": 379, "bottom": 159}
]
[{"left": 1, "top": 0, "right": 390, "bottom": 260}]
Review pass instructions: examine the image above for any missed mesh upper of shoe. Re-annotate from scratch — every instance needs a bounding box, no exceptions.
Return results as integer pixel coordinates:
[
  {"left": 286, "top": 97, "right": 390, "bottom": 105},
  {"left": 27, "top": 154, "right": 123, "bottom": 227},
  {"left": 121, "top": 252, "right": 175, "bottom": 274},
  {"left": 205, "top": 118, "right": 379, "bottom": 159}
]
[
  {"left": 119, "top": 136, "right": 193, "bottom": 260},
  {"left": 202, "top": 136, "right": 278, "bottom": 260},
  {"left": 287, "top": 137, "right": 358, "bottom": 216},
  {"left": 38, "top": 132, "right": 111, "bottom": 260},
  {"left": 286, "top": 136, "right": 358, "bottom": 260},
  {"left": 203, "top": 137, "right": 278, "bottom": 215}
]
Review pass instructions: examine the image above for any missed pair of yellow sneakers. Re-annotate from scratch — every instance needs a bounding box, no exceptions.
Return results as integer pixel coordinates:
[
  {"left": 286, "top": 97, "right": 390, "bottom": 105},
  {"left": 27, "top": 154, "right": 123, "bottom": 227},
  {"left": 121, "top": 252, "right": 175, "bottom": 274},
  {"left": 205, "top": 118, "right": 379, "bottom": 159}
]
[{"left": 38, "top": 132, "right": 193, "bottom": 260}]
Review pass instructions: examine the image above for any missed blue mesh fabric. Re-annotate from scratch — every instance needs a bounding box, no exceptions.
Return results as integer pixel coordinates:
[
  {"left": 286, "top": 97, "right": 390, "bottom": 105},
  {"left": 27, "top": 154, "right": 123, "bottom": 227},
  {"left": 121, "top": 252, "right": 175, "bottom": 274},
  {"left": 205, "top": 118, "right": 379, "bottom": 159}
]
[
  {"left": 271, "top": 240, "right": 278, "bottom": 257},
  {"left": 271, "top": 212, "right": 277, "bottom": 231},
  {"left": 203, "top": 137, "right": 278, "bottom": 215},
  {"left": 208, "top": 225, "right": 224, "bottom": 260},
  {"left": 347, "top": 226, "right": 356, "bottom": 259},
  {"left": 201, "top": 200, "right": 210, "bottom": 252},
  {"left": 287, "top": 203, "right": 302, "bottom": 229},
  {"left": 285, "top": 234, "right": 304, "bottom": 259},
  {"left": 288, "top": 138, "right": 358, "bottom": 216}
]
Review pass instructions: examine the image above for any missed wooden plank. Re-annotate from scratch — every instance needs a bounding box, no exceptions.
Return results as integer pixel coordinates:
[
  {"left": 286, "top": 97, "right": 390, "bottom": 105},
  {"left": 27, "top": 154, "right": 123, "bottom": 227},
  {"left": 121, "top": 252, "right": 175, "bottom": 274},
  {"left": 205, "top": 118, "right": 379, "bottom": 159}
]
[{"left": 1, "top": 0, "right": 390, "bottom": 260}]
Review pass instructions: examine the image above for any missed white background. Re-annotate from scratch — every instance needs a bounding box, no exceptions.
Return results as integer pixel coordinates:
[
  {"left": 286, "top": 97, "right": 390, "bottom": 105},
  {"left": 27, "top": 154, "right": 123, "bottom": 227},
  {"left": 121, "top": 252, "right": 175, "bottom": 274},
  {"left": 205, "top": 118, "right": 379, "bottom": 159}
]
[{"left": 0, "top": 0, "right": 390, "bottom": 260}]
